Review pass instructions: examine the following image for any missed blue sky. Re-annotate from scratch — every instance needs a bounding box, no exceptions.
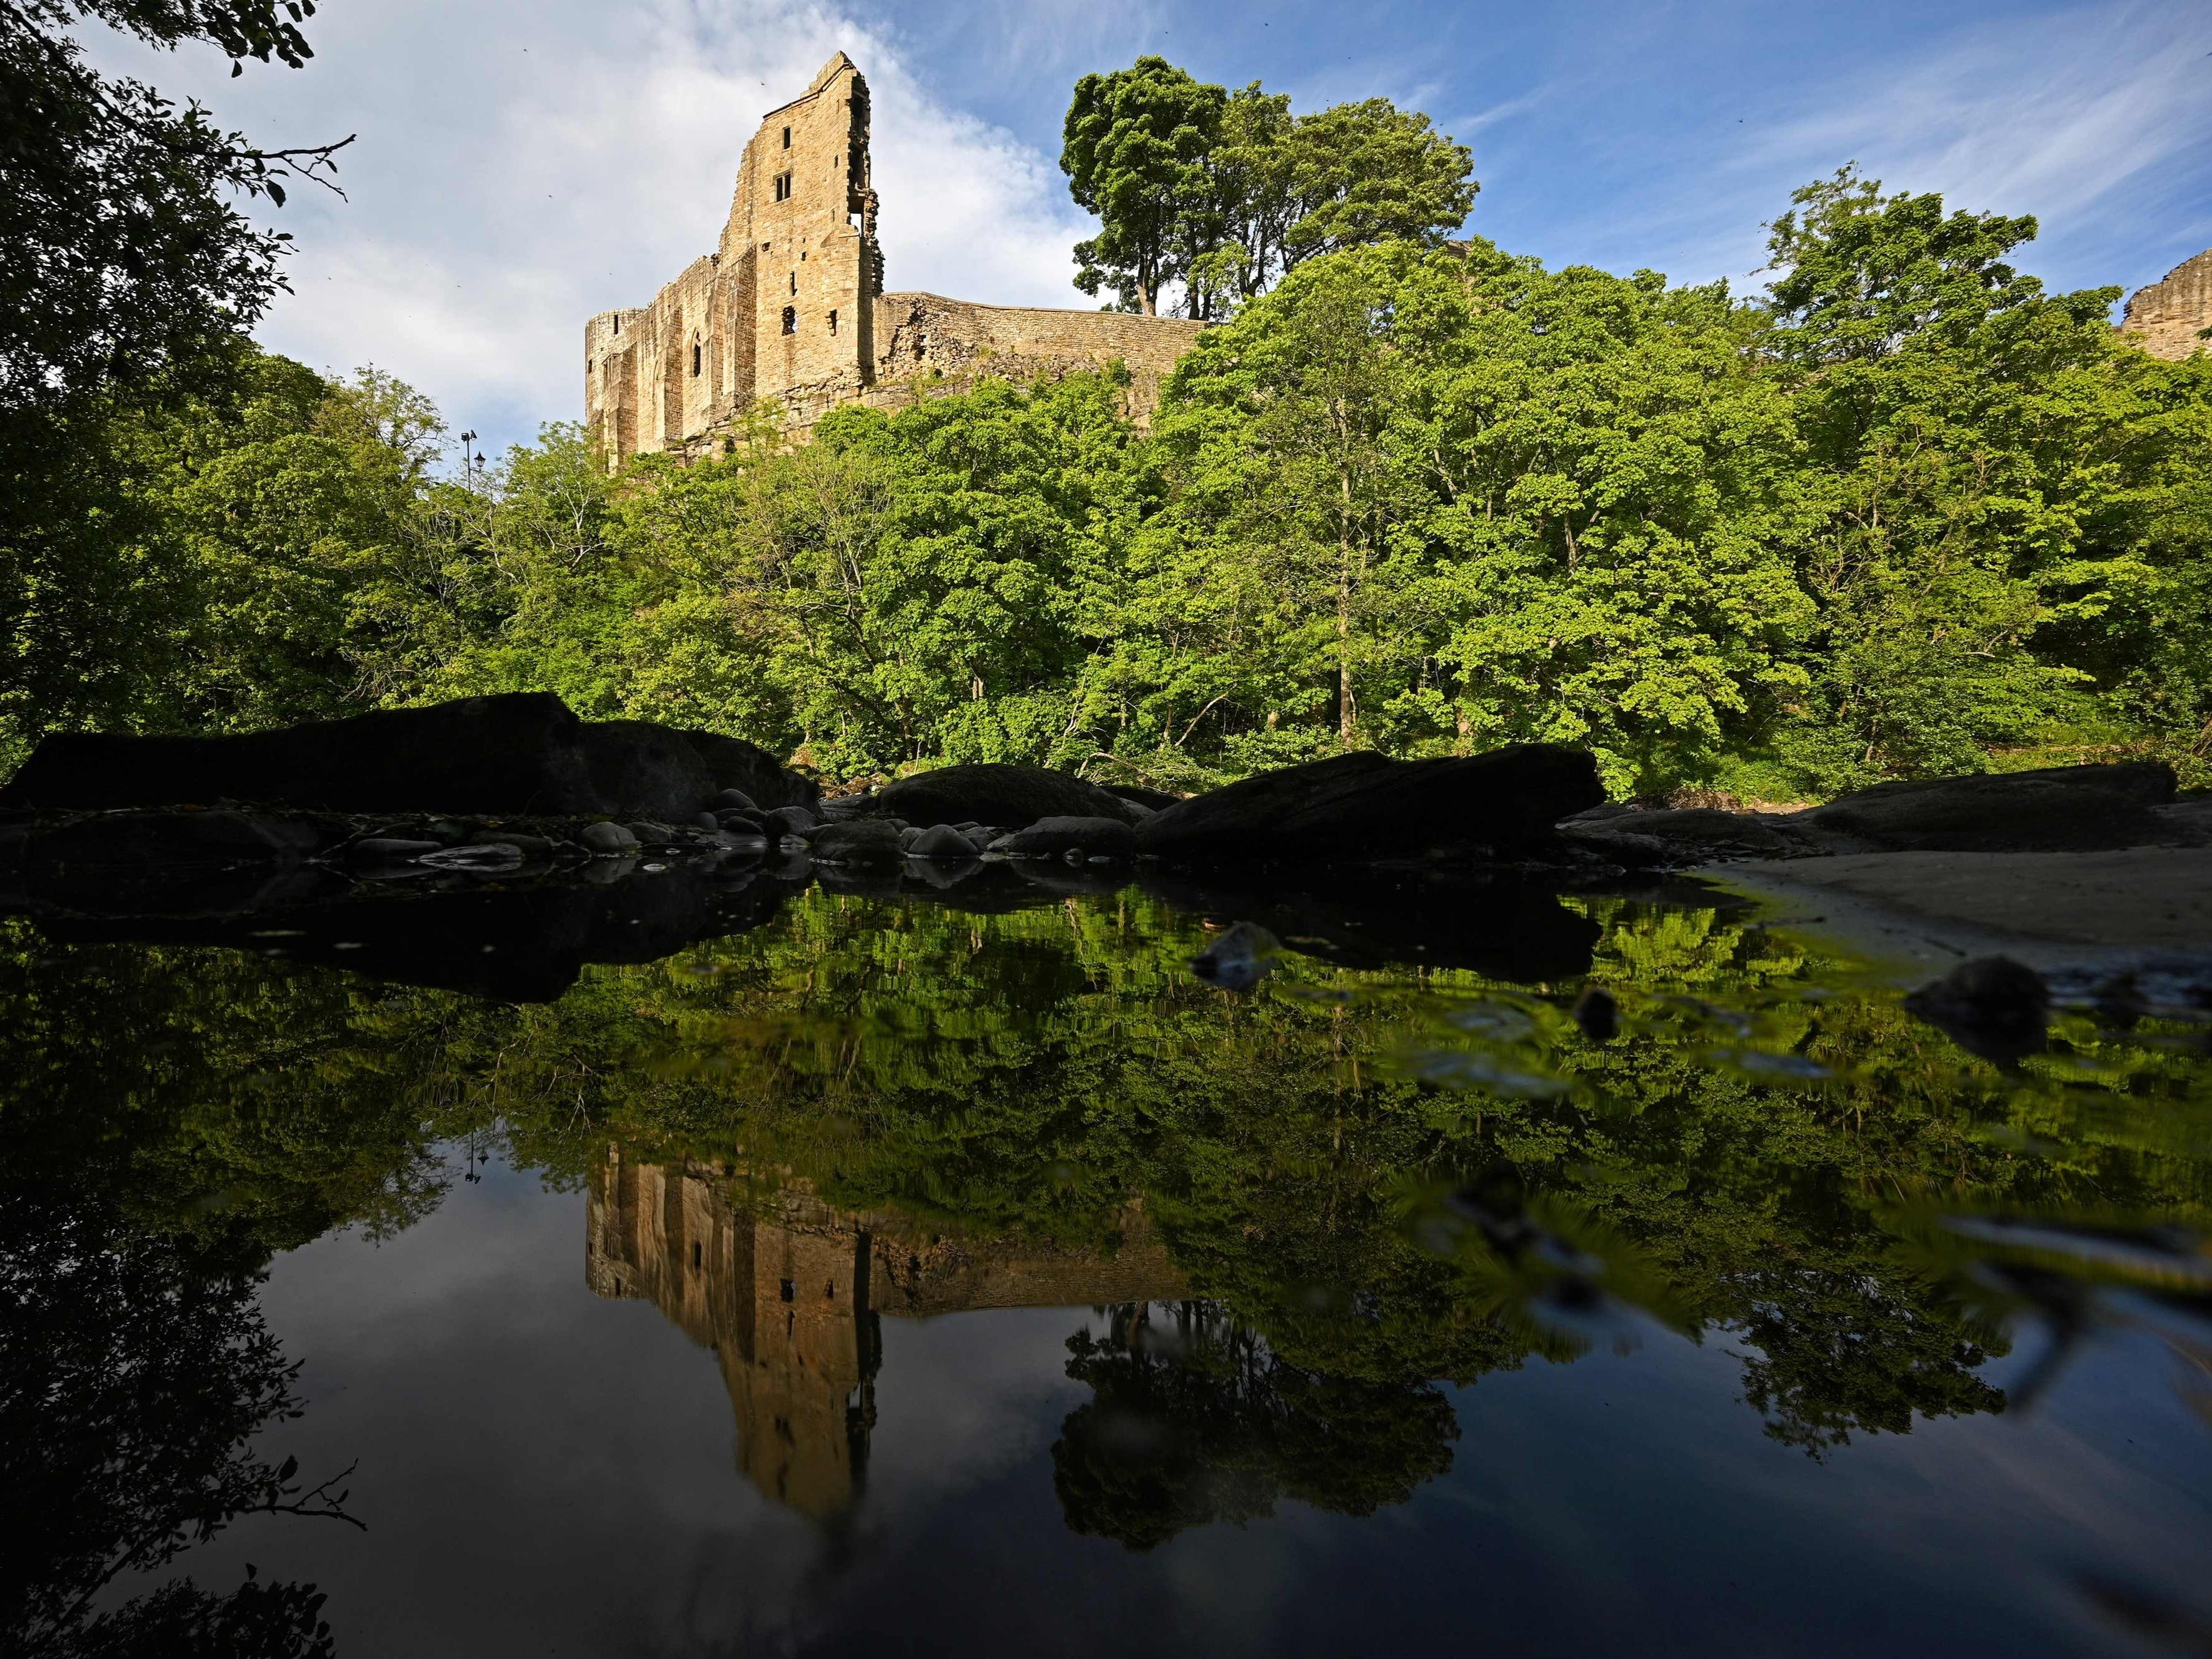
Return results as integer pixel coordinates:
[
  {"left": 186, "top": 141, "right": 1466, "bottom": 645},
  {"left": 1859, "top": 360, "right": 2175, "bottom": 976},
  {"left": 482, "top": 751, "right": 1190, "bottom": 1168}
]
[{"left": 81, "top": 0, "right": 2212, "bottom": 457}]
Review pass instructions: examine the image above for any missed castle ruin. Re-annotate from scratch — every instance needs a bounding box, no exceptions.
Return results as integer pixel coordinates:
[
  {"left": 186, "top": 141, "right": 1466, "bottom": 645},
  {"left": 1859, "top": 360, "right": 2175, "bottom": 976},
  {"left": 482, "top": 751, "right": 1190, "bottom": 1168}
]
[
  {"left": 584, "top": 53, "right": 1207, "bottom": 467},
  {"left": 2121, "top": 250, "right": 2212, "bottom": 362}
]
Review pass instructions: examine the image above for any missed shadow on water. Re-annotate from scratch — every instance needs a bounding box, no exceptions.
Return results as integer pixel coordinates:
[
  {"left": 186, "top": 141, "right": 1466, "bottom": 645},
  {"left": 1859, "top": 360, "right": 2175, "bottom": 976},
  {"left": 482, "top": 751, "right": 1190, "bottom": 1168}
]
[{"left": 3, "top": 852, "right": 2211, "bottom": 1653}]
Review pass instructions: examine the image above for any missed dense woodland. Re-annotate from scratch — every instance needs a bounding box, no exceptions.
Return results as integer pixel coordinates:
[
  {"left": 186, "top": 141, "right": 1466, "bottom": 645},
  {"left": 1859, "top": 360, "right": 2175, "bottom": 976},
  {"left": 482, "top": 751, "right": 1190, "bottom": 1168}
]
[{"left": 5, "top": 25, "right": 2212, "bottom": 799}]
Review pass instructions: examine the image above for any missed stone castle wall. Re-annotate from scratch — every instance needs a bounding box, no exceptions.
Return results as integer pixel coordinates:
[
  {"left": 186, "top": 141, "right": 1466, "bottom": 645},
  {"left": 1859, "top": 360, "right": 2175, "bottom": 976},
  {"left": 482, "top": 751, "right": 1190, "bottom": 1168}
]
[
  {"left": 2120, "top": 250, "right": 2212, "bottom": 361},
  {"left": 584, "top": 54, "right": 1206, "bottom": 466}
]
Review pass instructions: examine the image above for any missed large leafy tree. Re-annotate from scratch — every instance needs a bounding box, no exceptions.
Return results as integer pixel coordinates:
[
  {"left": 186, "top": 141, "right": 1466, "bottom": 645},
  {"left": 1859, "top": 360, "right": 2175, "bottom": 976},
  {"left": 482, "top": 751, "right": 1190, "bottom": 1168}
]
[
  {"left": 1758, "top": 166, "right": 2212, "bottom": 788},
  {"left": 1066, "top": 59, "right": 1477, "bottom": 322},
  {"left": 1060, "top": 56, "right": 1225, "bottom": 317}
]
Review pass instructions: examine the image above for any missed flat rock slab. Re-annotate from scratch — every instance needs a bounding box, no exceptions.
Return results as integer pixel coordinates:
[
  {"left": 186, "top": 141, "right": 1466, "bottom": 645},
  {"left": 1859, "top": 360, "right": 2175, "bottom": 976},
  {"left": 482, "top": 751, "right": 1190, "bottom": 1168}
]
[{"left": 1707, "top": 848, "right": 2212, "bottom": 970}]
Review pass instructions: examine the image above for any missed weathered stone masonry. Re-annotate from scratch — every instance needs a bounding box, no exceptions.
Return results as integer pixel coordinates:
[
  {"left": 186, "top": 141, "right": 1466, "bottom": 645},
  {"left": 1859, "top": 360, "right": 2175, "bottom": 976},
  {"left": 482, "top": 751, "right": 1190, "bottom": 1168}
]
[
  {"left": 2121, "top": 250, "right": 2212, "bottom": 363},
  {"left": 585, "top": 53, "right": 1207, "bottom": 468}
]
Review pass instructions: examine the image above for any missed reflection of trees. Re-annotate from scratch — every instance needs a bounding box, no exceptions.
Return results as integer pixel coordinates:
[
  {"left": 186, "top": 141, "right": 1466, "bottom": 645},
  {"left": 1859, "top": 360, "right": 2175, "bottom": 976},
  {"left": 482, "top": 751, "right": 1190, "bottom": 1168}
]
[
  {"left": 1052, "top": 1302, "right": 1458, "bottom": 1550},
  {"left": 1726, "top": 1262, "right": 2006, "bottom": 1456},
  {"left": 0, "top": 1188, "right": 356, "bottom": 1658}
]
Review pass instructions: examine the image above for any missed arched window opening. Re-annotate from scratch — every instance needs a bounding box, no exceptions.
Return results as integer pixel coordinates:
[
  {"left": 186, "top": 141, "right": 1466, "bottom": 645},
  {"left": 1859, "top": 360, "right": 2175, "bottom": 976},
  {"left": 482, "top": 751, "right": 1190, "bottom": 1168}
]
[
  {"left": 828, "top": 309, "right": 838, "bottom": 336},
  {"left": 781, "top": 306, "right": 796, "bottom": 335},
  {"left": 690, "top": 342, "right": 701, "bottom": 376}
]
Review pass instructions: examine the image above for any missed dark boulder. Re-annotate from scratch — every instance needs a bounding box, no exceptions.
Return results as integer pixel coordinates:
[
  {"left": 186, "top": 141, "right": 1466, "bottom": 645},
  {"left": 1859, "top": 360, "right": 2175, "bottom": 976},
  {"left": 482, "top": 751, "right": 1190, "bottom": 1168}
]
[
  {"left": 0, "top": 693, "right": 603, "bottom": 815},
  {"left": 807, "top": 819, "right": 906, "bottom": 866},
  {"left": 989, "top": 815, "right": 1137, "bottom": 858},
  {"left": 580, "top": 720, "right": 716, "bottom": 819},
  {"left": 1137, "top": 746, "right": 1604, "bottom": 867},
  {"left": 862, "top": 764, "right": 1145, "bottom": 831},
  {"left": 1805, "top": 762, "right": 2177, "bottom": 852},
  {"left": 679, "top": 729, "right": 820, "bottom": 810}
]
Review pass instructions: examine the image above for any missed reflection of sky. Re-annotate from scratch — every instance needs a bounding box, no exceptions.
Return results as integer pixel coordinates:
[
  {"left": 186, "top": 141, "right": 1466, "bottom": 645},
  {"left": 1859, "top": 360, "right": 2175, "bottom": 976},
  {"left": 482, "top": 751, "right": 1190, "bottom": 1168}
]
[{"left": 157, "top": 1152, "right": 2212, "bottom": 1658}]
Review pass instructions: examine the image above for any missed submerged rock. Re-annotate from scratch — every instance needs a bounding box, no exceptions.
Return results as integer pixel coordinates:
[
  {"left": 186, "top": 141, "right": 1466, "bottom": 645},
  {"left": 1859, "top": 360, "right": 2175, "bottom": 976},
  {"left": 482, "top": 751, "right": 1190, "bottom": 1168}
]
[
  {"left": 988, "top": 815, "right": 1137, "bottom": 859},
  {"left": 1904, "top": 956, "right": 2053, "bottom": 1064},
  {"left": 808, "top": 819, "right": 906, "bottom": 866},
  {"left": 1139, "top": 746, "right": 1604, "bottom": 867},
  {"left": 1190, "top": 920, "right": 1280, "bottom": 991},
  {"left": 906, "top": 824, "right": 979, "bottom": 860},
  {"left": 579, "top": 822, "right": 640, "bottom": 855}
]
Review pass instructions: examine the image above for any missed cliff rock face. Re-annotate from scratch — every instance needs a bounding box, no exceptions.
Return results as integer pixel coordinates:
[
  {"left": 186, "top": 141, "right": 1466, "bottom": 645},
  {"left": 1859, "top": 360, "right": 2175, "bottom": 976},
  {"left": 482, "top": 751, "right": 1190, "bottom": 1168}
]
[
  {"left": 583, "top": 53, "right": 1206, "bottom": 466},
  {"left": 2120, "top": 250, "right": 2212, "bottom": 361}
]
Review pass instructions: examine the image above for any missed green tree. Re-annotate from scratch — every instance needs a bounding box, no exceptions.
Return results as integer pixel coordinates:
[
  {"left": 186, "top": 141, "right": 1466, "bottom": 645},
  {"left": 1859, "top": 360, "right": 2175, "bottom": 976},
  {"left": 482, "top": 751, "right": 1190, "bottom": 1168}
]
[
  {"left": 1061, "top": 56, "right": 1225, "bottom": 316},
  {"left": 1756, "top": 165, "right": 2207, "bottom": 788}
]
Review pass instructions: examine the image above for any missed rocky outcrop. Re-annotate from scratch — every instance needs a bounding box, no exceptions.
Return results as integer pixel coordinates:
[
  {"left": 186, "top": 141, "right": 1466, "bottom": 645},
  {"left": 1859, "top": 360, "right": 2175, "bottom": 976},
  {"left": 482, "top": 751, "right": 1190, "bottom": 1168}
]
[
  {"left": 1138, "top": 745, "right": 1604, "bottom": 867},
  {"left": 680, "top": 729, "right": 820, "bottom": 810},
  {"left": 0, "top": 693, "right": 604, "bottom": 815},
  {"left": 2121, "top": 250, "right": 2212, "bottom": 361},
  {"left": 0, "top": 695, "right": 815, "bottom": 822}
]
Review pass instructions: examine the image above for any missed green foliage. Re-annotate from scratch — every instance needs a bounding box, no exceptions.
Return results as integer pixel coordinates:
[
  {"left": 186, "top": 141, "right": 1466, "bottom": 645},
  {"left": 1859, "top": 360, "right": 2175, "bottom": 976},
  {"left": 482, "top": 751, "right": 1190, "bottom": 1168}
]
[
  {"left": 1062, "top": 56, "right": 1474, "bottom": 321},
  {"left": 1062, "top": 56, "right": 1225, "bottom": 316},
  {"left": 1, "top": 1, "right": 304, "bottom": 416},
  {"left": 1760, "top": 165, "right": 2212, "bottom": 789},
  {"left": 1, "top": 348, "right": 438, "bottom": 750}
]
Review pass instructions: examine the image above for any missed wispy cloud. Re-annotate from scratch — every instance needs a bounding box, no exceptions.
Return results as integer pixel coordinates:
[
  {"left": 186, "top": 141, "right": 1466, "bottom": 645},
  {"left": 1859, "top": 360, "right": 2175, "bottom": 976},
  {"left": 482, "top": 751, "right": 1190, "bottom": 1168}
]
[
  {"left": 75, "top": 0, "right": 1100, "bottom": 453},
  {"left": 1577, "top": 1, "right": 2212, "bottom": 296}
]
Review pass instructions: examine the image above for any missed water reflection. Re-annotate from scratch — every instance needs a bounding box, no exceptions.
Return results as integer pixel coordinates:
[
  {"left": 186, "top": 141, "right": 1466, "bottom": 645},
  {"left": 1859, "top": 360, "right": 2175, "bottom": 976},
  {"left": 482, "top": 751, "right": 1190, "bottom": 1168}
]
[
  {"left": 586, "top": 1155, "right": 1186, "bottom": 1520},
  {"left": 2, "top": 866, "right": 2210, "bottom": 1654}
]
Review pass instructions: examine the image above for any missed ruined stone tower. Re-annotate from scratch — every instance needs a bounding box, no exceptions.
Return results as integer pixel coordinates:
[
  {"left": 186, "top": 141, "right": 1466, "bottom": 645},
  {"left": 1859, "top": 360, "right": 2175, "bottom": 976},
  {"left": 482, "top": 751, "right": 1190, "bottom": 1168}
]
[
  {"left": 2121, "top": 250, "right": 2212, "bottom": 361},
  {"left": 585, "top": 53, "right": 1205, "bottom": 468}
]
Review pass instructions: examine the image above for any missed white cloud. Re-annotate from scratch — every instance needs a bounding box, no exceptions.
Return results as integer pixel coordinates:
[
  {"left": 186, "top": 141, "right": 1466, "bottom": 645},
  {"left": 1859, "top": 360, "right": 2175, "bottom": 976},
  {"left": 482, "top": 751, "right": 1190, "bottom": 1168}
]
[{"left": 77, "top": 0, "right": 1101, "bottom": 455}]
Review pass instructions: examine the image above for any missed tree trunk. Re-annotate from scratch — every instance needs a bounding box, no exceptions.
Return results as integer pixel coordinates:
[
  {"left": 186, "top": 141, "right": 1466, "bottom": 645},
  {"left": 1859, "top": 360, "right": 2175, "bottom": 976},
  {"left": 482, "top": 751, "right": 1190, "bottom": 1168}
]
[{"left": 1338, "top": 472, "right": 1355, "bottom": 750}]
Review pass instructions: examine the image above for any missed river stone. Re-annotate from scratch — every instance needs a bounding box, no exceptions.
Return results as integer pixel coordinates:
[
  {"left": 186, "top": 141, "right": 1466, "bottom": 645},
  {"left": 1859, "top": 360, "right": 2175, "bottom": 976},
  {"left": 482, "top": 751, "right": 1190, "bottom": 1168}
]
[
  {"left": 907, "top": 824, "right": 982, "bottom": 860},
  {"left": 808, "top": 819, "right": 906, "bottom": 866},
  {"left": 1137, "top": 746, "right": 1605, "bottom": 867},
  {"left": 0, "top": 692, "right": 603, "bottom": 815},
  {"left": 1804, "top": 762, "right": 2176, "bottom": 853},
  {"left": 714, "top": 787, "right": 758, "bottom": 810},
  {"left": 860, "top": 764, "right": 1145, "bottom": 831},
  {"left": 764, "top": 805, "right": 818, "bottom": 836},
  {"left": 470, "top": 831, "right": 553, "bottom": 855},
  {"left": 346, "top": 837, "right": 443, "bottom": 862},
  {"left": 990, "top": 815, "right": 1138, "bottom": 858},
  {"left": 579, "top": 821, "right": 639, "bottom": 854}
]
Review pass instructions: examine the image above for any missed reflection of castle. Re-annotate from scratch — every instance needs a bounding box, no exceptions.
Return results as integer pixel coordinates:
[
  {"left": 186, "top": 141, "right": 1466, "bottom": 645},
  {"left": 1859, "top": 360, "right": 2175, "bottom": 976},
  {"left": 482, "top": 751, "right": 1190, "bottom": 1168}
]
[{"left": 586, "top": 1151, "right": 1186, "bottom": 1519}]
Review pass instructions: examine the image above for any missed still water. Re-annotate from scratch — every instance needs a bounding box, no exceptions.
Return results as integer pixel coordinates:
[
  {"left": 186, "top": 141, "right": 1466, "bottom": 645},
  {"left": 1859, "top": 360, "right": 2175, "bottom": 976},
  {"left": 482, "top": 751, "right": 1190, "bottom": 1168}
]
[{"left": 4, "top": 861, "right": 2210, "bottom": 1656}]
